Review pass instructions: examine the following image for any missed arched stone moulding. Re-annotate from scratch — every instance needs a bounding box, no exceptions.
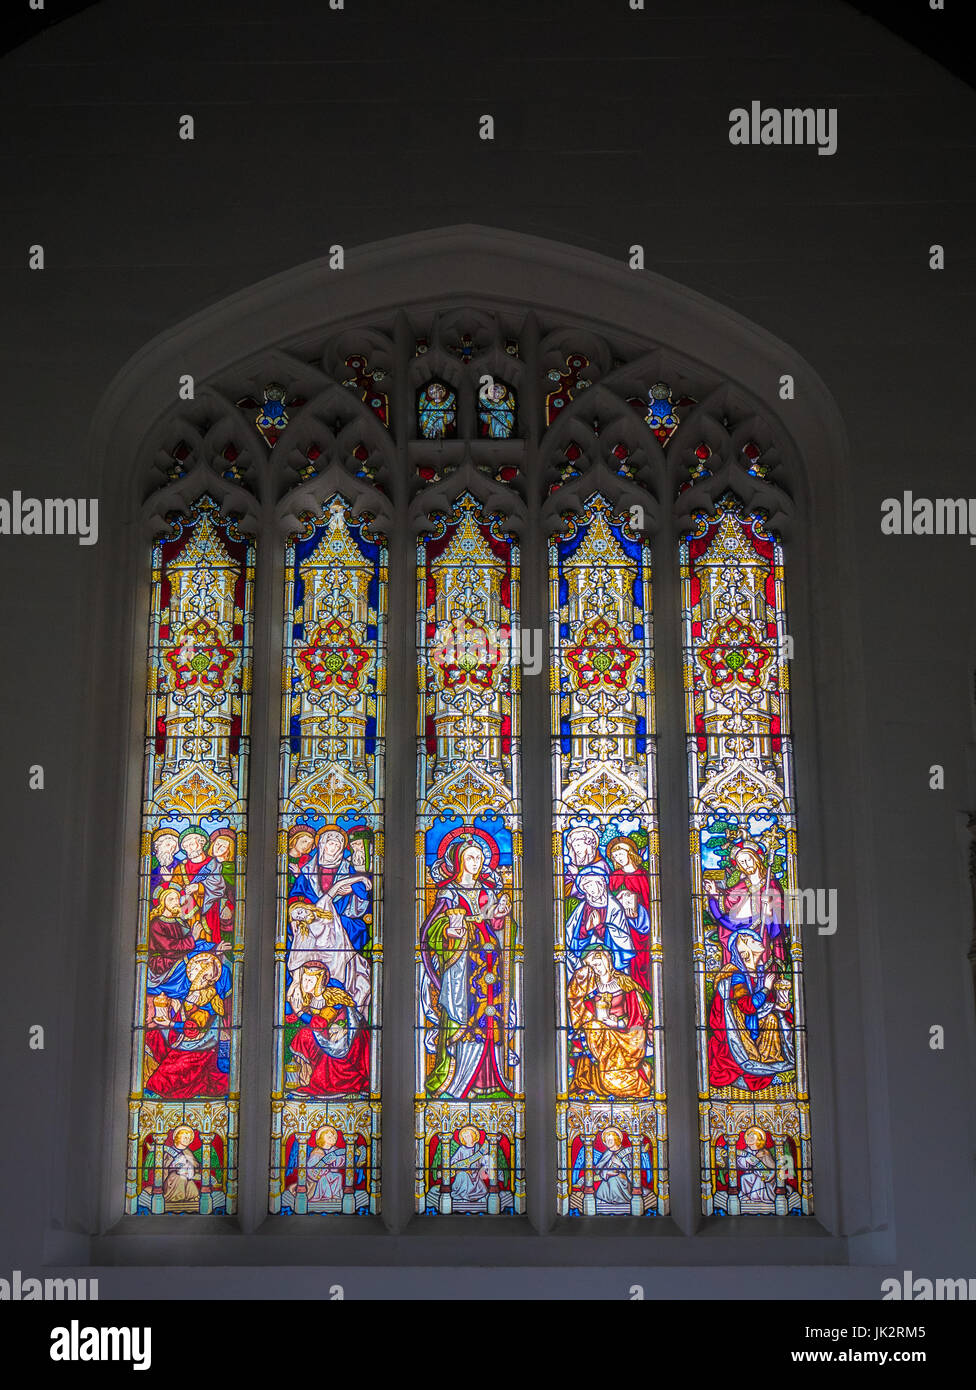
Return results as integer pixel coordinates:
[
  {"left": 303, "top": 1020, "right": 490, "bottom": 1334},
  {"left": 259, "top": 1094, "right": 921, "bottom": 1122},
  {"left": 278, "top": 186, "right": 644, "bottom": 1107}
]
[{"left": 77, "top": 225, "right": 887, "bottom": 1248}]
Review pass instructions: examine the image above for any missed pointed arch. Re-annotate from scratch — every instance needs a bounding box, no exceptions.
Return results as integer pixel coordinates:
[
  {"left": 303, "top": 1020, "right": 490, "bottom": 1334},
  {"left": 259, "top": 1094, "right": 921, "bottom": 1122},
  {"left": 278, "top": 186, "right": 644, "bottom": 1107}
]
[{"left": 80, "top": 226, "right": 880, "bottom": 1250}]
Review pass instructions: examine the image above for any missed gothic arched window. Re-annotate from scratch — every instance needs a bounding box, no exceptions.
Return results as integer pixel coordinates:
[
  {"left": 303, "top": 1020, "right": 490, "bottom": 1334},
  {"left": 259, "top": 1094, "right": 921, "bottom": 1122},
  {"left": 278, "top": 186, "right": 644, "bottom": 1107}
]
[
  {"left": 118, "top": 305, "right": 816, "bottom": 1226},
  {"left": 83, "top": 229, "right": 886, "bottom": 1261}
]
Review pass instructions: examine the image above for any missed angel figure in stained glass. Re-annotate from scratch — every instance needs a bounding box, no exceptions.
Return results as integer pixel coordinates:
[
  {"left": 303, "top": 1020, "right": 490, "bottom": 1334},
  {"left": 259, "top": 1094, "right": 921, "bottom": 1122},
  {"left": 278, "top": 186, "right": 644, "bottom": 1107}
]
[
  {"left": 478, "top": 379, "right": 516, "bottom": 438},
  {"left": 418, "top": 382, "right": 457, "bottom": 438}
]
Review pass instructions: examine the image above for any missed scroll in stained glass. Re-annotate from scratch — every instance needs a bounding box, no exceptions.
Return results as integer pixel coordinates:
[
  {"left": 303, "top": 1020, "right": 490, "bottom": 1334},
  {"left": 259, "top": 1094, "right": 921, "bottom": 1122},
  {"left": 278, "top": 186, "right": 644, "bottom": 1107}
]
[
  {"left": 550, "top": 497, "right": 668, "bottom": 1215},
  {"left": 415, "top": 494, "right": 524, "bottom": 1214},
  {"left": 681, "top": 496, "right": 813, "bottom": 1215},
  {"left": 270, "top": 498, "right": 386, "bottom": 1214},
  {"left": 125, "top": 496, "right": 254, "bottom": 1214}
]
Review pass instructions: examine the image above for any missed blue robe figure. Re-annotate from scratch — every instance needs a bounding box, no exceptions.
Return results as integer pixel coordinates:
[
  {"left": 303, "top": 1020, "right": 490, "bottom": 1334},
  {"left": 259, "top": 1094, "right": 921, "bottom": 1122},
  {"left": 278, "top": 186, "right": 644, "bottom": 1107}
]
[
  {"left": 478, "top": 380, "right": 516, "bottom": 438},
  {"left": 565, "top": 866, "right": 635, "bottom": 974},
  {"left": 290, "top": 849, "right": 370, "bottom": 953},
  {"left": 418, "top": 382, "right": 456, "bottom": 438}
]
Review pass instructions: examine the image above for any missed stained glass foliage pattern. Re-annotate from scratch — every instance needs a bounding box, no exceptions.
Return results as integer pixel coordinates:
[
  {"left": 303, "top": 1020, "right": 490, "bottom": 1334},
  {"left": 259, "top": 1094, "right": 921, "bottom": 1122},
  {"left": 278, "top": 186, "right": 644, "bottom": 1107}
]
[
  {"left": 269, "top": 499, "right": 386, "bottom": 1215},
  {"left": 125, "top": 496, "right": 254, "bottom": 1215},
  {"left": 681, "top": 496, "right": 813, "bottom": 1215},
  {"left": 415, "top": 494, "right": 525, "bottom": 1214},
  {"left": 550, "top": 497, "right": 667, "bottom": 1215}
]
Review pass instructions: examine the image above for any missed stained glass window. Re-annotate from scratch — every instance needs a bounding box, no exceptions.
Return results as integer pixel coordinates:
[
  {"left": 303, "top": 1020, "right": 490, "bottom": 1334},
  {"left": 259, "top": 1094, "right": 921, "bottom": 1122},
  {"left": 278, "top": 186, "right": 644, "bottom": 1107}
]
[
  {"left": 681, "top": 496, "right": 813, "bottom": 1215},
  {"left": 121, "top": 309, "right": 826, "bottom": 1233},
  {"left": 126, "top": 496, "right": 254, "bottom": 1215},
  {"left": 417, "top": 381, "right": 458, "bottom": 439},
  {"left": 550, "top": 496, "right": 667, "bottom": 1215},
  {"left": 478, "top": 377, "right": 517, "bottom": 438},
  {"left": 270, "top": 498, "right": 386, "bottom": 1214},
  {"left": 415, "top": 494, "right": 525, "bottom": 1214}
]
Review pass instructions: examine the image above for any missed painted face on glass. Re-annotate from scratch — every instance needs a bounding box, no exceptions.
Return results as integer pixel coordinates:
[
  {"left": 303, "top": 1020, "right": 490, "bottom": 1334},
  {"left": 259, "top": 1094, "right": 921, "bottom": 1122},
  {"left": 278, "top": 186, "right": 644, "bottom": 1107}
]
[
  {"left": 610, "top": 844, "right": 633, "bottom": 868},
  {"left": 300, "top": 967, "right": 325, "bottom": 996},
  {"left": 173, "top": 1126, "right": 195, "bottom": 1150},
  {"left": 155, "top": 834, "right": 179, "bottom": 864},
  {"left": 350, "top": 839, "right": 367, "bottom": 872},
  {"left": 734, "top": 848, "right": 761, "bottom": 876},
  {"left": 291, "top": 833, "right": 314, "bottom": 858},
  {"left": 568, "top": 830, "right": 598, "bottom": 863},
  {"left": 460, "top": 845, "right": 484, "bottom": 878},
  {"left": 581, "top": 877, "right": 608, "bottom": 907},
  {"left": 458, "top": 1125, "right": 480, "bottom": 1148},
  {"left": 187, "top": 953, "right": 220, "bottom": 987},
  {"left": 428, "top": 383, "right": 446, "bottom": 403},
  {"left": 182, "top": 834, "right": 207, "bottom": 861},
  {"left": 588, "top": 948, "right": 614, "bottom": 983},
  {"left": 318, "top": 831, "right": 345, "bottom": 865},
  {"left": 211, "top": 835, "right": 234, "bottom": 863},
  {"left": 736, "top": 934, "right": 765, "bottom": 973},
  {"left": 160, "top": 888, "right": 182, "bottom": 917}
]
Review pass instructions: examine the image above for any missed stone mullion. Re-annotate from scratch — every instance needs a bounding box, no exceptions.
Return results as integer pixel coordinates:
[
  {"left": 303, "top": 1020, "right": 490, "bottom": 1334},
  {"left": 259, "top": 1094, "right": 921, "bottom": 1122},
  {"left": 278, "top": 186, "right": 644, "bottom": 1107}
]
[
  {"left": 655, "top": 507, "right": 698, "bottom": 1235},
  {"left": 518, "top": 314, "right": 558, "bottom": 1231},
  {"left": 382, "top": 310, "right": 418, "bottom": 1231},
  {"left": 237, "top": 480, "right": 283, "bottom": 1233}
]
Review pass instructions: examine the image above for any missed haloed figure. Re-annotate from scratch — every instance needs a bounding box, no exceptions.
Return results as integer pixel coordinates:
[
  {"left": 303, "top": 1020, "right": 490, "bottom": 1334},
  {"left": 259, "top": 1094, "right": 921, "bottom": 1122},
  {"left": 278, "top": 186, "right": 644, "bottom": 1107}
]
[
  {"left": 420, "top": 838, "right": 514, "bottom": 1100},
  {"left": 418, "top": 381, "right": 457, "bottom": 438}
]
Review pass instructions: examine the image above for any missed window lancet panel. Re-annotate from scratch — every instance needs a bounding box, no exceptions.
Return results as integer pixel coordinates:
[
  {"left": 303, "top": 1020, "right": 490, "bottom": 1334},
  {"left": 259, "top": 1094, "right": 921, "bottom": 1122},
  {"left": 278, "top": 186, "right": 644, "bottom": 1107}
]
[
  {"left": 115, "top": 296, "right": 828, "bottom": 1232},
  {"left": 271, "top": 497, "right": 387, "bottom": 1215},
  {"left": 126, "top": 496, "right": 254, "bottom": 1215},
  {"left": 415, "top": 493, "right": 525, "bottom": 1215},
  {"left": 550, "top": 496, "right": 668, "bottom": 1216},
  {"left": 681, "top": 497, "right": 813, "bottom": 1216}
]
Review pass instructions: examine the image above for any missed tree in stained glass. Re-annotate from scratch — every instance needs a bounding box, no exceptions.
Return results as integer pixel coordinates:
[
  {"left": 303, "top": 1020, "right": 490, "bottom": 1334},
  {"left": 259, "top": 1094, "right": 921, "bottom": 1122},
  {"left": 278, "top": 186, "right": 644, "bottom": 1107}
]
[
  {"left": 550, "top": 496, "right": 667, "bottom": 1215},
  {"left": 125, "top": 496, "right": 254, "bottom": 1215},
  {"left": 415, "top": 494, "right": 524, "bottom": 1214},
  {"left": 681, "top": 496, "right": 813, "bottom": 1215},
  {"left": 270, "top": 497, "right": 386, "bottom": 1215}
]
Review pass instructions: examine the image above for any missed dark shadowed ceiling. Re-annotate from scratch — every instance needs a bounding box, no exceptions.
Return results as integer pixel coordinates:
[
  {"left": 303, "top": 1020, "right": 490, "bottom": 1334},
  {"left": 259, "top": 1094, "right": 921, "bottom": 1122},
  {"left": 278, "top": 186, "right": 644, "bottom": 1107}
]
[{"left": 3, "top": 1, "right": 974, "bottom": 91}]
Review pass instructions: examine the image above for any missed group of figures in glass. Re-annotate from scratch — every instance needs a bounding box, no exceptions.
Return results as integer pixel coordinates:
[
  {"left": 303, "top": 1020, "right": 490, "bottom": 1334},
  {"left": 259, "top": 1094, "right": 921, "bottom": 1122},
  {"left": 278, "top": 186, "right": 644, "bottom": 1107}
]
[
  {"left": 125, "top": 375, "right": 811, "bottom": 1221},
  {"left": 417, "top": 379, "right": 517, "bottom": 439}
]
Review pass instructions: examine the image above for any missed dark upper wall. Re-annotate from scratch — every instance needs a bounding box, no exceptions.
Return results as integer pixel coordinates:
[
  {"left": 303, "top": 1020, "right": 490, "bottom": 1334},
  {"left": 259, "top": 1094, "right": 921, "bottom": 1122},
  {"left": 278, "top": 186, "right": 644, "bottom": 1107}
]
[{"left": 0, "top": 0, "right": 973, "bottom": 1296}]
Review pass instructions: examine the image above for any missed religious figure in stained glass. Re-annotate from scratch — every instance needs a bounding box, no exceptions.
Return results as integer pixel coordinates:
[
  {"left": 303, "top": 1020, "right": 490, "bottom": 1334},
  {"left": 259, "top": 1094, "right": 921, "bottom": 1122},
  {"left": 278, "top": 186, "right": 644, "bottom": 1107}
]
[
  {"left": 478, "top": 378, "right": 517, "bottom": 438},
  {"left": 420, "top": 836, "right": 515, "bottom": 1100},
  {"left": 126, "top": 496, "right": 254, "bottom": 1215},
  {"left": 270, "top": 497, "right": 386, "bottom": 1216},
  {"left": 418, "top": 381, "right": 457, "bottom": 438},
  {"left": 549, "top": 496, "right": 667, "bottom": 1216},
  {"left": 415, "top": 494, "right": 524, "bottom": 1214},
  {"left": 681, "top": 495, "right": 812, "bottom": 1215}
]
